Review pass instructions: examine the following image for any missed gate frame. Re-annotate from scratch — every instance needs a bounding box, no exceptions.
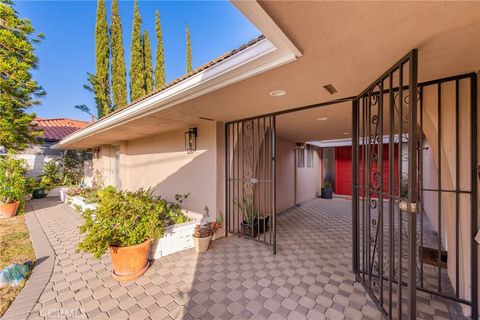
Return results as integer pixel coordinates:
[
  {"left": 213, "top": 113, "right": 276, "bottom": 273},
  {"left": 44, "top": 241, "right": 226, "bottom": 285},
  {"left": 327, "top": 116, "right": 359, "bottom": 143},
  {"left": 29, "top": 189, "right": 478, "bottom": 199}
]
[{"left": 223, "top": 54, "right": 478, "bottom": 319}]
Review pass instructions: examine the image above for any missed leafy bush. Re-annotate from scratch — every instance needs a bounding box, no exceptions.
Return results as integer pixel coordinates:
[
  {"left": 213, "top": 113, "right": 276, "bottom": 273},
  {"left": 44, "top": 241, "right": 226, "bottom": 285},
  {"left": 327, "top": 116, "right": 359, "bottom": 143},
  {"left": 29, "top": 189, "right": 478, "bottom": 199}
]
[
  {"left": 76, "top": 187, "right": 189, "bottom": 259},
  {"left": 0, "top": 155, "right": 28, "bottom": 210},
  {"left": 66, "top": 186, "right": 99, "bottom": 204},
  {"left": 322, "top": 181, "right": 333, "bottom": 189}
]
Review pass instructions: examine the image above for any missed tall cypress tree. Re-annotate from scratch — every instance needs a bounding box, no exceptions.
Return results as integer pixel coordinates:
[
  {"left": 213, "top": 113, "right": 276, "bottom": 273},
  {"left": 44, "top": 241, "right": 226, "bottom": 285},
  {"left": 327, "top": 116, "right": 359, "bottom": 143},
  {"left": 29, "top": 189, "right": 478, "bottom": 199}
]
[
  {"left": 154, "top": 10, "right": 165, "bottom": 89},
  {"left": 143, "top": 31, "right": 153, "bottom": 94},
  {"left": 185, "top": 23, "right": 192, "bottom": 73},
  {"left": 129, "top": 0, "right": 145, "bottom": 101},
  {"left": 110, "top": 0, "right": 127, "bottom": 109},
  {"left": 95, "top": 0, "right": 111, "bottom": 117}
]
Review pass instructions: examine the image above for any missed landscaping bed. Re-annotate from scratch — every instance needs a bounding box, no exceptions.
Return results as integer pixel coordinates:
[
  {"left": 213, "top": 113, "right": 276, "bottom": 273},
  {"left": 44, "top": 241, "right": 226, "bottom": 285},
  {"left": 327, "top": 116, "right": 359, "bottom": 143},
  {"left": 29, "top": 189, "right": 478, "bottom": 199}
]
[
  {"left": 61, "top": 187, "right": 208, "bottom": 260},
  {"left": 0, "top": 216, "right": 35, "bottom": 317}
]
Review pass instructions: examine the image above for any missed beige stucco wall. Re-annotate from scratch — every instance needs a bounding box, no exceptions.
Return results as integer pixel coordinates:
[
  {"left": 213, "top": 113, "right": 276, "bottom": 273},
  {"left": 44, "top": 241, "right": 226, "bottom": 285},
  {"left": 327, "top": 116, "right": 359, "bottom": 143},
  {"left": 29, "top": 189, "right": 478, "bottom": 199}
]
[
  {"left": 276, "top": 137, "right": 295, "bottom": 212},
  {"left": 275, "top": 139, "right": 322, "bottom": 211},
  {"left": 92, "top": 122, "right": 222, "bottom": 217},
  {"left": 421, "top": 78, "right": 473, "bottom": 303},
  {"left": 296, "top": 147, "right": 322, "bottom": 204}
]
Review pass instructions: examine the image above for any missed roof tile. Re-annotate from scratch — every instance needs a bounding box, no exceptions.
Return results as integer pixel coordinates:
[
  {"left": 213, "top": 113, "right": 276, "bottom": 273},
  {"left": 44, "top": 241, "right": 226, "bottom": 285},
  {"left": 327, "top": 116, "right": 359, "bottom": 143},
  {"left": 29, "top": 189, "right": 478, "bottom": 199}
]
[{"left": 32, "top": 118, "right": 90, "bottom": 142}]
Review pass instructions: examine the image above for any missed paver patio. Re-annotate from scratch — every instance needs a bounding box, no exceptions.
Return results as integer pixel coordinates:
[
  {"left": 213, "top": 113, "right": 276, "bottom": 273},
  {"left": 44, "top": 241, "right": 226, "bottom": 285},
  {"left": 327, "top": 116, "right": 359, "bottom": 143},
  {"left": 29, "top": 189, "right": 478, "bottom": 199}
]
[{"left": 12, "top": 194, "right": 463, "bottom": 319}]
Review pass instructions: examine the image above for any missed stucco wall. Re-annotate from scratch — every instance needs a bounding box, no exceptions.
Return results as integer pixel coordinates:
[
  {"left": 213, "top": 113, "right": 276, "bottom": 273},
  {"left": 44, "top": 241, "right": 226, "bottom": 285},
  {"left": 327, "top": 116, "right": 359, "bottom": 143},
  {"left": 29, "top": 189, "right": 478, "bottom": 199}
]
[
  {"left": 276, "top": 137, "right": 295, "bottom": 212},
  {"left": 296, "top": 147, "right": 322, "bottom": 204},
  {"left": 93, "top": 122, "right": 221, "bottom": 217},
  {"left": 421, "top": 78, "right": 473, "bottom": 302}
]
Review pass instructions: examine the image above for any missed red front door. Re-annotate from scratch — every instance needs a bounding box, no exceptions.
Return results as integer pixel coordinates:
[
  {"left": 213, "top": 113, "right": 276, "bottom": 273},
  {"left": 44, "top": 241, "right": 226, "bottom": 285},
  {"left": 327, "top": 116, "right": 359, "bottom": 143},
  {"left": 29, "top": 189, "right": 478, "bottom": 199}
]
[{"left": 334, "top": 145, "right": 399, "bottom": 196}]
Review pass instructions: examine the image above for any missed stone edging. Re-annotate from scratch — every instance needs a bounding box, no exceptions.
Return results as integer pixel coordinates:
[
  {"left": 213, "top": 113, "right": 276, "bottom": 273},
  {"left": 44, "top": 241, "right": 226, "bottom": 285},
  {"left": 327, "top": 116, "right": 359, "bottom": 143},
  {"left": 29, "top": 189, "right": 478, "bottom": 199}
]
[{"left": 2, "top": 204, "right": 55, "bottom": 320}]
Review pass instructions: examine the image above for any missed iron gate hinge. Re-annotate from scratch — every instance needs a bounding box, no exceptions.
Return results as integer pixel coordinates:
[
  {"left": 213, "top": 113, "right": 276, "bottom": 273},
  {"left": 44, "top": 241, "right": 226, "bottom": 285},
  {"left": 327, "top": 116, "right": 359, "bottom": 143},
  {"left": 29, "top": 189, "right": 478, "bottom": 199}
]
[{"left": 399, "top": 201, "right": 417, "bottom": 213}]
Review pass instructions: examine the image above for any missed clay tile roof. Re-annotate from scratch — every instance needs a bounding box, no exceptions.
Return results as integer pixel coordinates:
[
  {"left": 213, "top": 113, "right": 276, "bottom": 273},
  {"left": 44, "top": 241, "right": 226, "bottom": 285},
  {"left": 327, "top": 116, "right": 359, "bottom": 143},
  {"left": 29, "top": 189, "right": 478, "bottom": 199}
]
[
  {"left": 32, "top": 118, "right": 90, "bottom": 142},
  {"left": 91, "top": 35, "right": 266, "bottom": 124}
]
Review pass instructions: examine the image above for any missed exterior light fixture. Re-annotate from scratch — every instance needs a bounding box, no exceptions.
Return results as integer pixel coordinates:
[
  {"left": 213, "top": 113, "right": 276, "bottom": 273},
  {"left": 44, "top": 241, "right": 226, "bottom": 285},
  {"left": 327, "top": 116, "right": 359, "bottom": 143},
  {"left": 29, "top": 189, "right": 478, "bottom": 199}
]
[
  {"left": 185, "top": 127, "right": 197, "bottom": 153},
  {"left": 269, "top": 90, "right": 286, "bottom": 97},
  {"left": 316, "top": 117, "right": 328, "bottom": 121}
]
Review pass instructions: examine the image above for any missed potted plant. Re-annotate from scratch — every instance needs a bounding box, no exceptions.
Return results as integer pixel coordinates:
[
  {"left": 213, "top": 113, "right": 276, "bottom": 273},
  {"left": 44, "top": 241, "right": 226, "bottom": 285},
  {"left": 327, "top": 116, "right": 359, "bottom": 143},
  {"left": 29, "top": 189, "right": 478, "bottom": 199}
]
[
  {"left": 321, "top": 181, "right": 333, "bottom": 199},
  {"left": 25, "top": 177, "right": 45, "bottom": 199},
  {"left": 192, "top": 215, "right": 222, "bottom": 252},
  {"left": 76, "top": 187, "right": 165, "bottom": 281},
  {"left": 235, "top": 195, "right": 259, "bottom": 238},
  {"left": 258, "top": 214, "right": 270, "bottom": 233},
  {"left": 0, "top": 155, "right": 27, "bottom": 218}
]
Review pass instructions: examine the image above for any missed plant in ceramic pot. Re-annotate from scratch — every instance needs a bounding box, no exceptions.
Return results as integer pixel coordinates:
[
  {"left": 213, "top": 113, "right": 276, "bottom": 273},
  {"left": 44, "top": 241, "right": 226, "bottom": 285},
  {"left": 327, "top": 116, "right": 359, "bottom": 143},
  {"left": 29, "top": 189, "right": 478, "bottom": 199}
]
[
  {"left": 321, "top": 181, "right": 333, "bottom": 199},
  {"left": 76, "top": 186, "right": 166, "bottom": 281},
  {"left": 192, "top": 218, "right": 221, "bottom": 253},
  {"left": 0, "top": 155, "right": 27, "bottom": 217}
]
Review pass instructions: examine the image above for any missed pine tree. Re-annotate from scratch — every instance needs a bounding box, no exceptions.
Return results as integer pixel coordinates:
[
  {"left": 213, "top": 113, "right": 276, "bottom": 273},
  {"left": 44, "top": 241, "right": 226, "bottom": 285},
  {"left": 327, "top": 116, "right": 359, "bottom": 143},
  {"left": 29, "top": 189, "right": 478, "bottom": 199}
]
[
  {"left": 95, "top": 0, "right": 111, "bottom": 117},
  {"left": 110, "top": 0, "right": 127, "bottom": 109},
  {"left": 154, "top": 10, "right": 165, "bottom": 89},
  {"left": 0, "top": 0, "right": 45, "bottom": 151},
  {"left": 185, "top": 23, "right": 192, "bottom": 73},
  {"left": 143, "top": 31, "right": 153, "bottom": 94},
  {"left": 129, "top": 0, "right": 145, "bottom": 101}
]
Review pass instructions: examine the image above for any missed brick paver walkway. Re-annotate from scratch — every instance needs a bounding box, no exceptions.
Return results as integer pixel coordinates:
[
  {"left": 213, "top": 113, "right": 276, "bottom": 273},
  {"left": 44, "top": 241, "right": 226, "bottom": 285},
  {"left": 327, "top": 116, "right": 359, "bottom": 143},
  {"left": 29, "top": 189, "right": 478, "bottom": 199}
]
[{"left": 17, "top": 196, "right": 460, "bottom": 319}]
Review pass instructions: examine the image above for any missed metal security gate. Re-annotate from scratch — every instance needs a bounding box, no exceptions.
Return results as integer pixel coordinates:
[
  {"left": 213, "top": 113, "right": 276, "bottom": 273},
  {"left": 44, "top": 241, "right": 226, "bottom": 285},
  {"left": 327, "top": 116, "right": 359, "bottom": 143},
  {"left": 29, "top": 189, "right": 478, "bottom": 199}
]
[
  {"left": 352, "top": 49, "right": 478, "bottom": 319},
  {"left": 225, "top": 116, "right": 276, "bottom": 254}
]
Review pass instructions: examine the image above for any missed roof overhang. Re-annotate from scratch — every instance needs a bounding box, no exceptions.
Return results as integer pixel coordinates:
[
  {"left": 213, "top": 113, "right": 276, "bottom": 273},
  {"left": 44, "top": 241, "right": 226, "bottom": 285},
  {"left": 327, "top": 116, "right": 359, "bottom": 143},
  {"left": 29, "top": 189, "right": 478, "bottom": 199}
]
[
  {"left": 56, "top": 1, "right": 301, "bottom": 150},
  {"left": 57, "top": 1, "right": 480, "bottom": 150}
]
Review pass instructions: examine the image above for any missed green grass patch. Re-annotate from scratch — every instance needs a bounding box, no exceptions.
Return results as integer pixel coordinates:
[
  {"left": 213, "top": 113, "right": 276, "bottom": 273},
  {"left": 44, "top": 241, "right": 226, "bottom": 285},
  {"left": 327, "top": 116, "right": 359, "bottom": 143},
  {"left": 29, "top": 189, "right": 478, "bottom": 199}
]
[{"left": 0, "top": 215, "right": 35, "bottom": 316}]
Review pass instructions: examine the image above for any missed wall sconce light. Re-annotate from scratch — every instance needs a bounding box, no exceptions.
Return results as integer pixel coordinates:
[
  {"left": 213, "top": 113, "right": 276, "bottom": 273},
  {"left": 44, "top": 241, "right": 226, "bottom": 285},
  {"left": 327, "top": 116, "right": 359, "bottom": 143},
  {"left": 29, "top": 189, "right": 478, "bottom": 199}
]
[{"left": 185, "top": 127, "right": 197, "bottom": 153}]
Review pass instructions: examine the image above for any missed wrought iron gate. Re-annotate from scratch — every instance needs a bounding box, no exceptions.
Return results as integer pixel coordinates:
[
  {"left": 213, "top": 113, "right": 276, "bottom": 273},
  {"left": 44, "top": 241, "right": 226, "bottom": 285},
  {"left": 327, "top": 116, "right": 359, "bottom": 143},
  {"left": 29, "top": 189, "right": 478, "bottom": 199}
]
[
  {"left": 352, "top": 49, "right": 478, "bottom": 319},
  {"left": 225, "top": 116, "right": 276, "bottom": 254}
]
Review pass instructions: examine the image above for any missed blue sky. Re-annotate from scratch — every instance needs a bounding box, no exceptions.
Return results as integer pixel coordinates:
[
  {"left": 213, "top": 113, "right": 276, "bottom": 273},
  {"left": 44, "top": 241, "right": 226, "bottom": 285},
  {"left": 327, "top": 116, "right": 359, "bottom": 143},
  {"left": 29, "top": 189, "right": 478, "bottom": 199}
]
[{"left": 15, "top": 0, "right": 260, "bottom": 121}]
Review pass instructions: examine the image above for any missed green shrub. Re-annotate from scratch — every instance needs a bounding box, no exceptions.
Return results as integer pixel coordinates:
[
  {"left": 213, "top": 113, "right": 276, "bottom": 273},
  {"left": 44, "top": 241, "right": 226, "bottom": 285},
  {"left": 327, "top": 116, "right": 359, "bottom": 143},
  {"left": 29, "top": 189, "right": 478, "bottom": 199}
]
[
  {"left": 76, "top": 187, "right": 189, "bottom": 259},
  {"left": 66, "top": 186, "right": 99, "bottom": 204},
  {"left": 0, "top": 155, "right": 28, "bottom": 211}
]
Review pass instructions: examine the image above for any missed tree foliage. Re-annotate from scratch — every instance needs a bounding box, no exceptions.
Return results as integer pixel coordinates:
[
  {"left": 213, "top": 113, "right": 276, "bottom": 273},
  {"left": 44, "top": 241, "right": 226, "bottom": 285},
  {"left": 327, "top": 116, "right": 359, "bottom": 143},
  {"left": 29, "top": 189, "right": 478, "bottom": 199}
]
[
  {"left": 0, "top": 0, "right": 44, "bottom": 151},
  {"left": 110, "top": 0, "right": 127, "bottom": 109},
  {"left": 94, "top": 0, "right": 111, "bottom": 117},
  {"left": 129, "top": 0, "right": 145, "bottom": 101},
  {"left": 154, "top": 10, "right": 165, "bottom": 89},
  {"left": 185, "top": 23, "right": 192, "bottom": 73},
  {"left": 143, "top": 30, "right": 153, "bottom": 94}
]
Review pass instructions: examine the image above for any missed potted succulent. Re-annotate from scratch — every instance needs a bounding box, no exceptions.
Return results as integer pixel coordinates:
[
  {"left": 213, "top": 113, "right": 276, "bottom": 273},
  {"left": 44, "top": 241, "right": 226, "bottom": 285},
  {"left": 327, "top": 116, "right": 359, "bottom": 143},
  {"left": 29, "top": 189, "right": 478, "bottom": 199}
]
[
  {"left": 0, "top": 155, "right": 27, "bottom": 218},
  {"left": 193, "top": 215, "right": 222, "bottom": 252},
  {"left": 235, "top": 195, "right": 260, "bottom": 238},
  {"left": 321, "top": 181, "right": 333, "bottom": 199},
  {"left": 76, "top": 187, "right": 166, "bottom": 281}
]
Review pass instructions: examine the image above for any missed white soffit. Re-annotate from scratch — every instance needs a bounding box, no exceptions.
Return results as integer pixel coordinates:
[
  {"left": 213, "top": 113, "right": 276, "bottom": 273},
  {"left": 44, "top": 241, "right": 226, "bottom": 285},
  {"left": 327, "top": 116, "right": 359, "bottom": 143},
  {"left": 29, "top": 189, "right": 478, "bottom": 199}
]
[{"left": 57, "top": 1, "right": 301, "bottom": 149}]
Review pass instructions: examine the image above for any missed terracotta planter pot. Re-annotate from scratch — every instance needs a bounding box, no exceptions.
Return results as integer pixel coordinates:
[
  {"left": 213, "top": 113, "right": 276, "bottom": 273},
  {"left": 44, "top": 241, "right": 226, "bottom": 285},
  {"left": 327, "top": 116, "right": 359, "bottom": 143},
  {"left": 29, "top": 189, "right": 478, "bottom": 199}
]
[
  {"left": 109, "top": 239, "right": 151, "bottom": 282},
  {"left": 193, "top": 235, "right": 212, "bottom": 252},
  {"left": 0, "top": 201, "right": 20, "bottom": 218}
]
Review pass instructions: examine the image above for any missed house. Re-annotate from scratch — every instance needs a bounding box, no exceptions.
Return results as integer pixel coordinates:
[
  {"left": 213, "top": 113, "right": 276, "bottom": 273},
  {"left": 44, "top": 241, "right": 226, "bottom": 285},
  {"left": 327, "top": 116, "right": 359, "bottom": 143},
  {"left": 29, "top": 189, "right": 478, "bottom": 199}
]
[
  {"left": 56, "top": 2, "right": 480, "bottom": 319},
  {"left": 17, "top": 118, "right": 90, "bottom": 177}
]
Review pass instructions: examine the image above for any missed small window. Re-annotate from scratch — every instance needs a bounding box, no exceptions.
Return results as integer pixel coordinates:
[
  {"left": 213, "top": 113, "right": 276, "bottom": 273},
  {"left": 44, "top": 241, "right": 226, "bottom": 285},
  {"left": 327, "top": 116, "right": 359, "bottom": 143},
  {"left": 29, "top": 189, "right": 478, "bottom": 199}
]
[
  {"left": 306, "top": 145, "right": 314, "bottom": 168},
  {"left": 296, "top": 144, "right": 305, "bottom": 168}
]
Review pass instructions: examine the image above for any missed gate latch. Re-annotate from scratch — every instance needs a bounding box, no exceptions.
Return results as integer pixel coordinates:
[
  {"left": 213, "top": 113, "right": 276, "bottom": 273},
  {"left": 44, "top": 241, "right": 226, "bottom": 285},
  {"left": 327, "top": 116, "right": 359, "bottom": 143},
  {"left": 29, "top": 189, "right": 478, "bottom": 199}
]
[{"left": 399, "top": 201, "right": 417, "bottom": 213}]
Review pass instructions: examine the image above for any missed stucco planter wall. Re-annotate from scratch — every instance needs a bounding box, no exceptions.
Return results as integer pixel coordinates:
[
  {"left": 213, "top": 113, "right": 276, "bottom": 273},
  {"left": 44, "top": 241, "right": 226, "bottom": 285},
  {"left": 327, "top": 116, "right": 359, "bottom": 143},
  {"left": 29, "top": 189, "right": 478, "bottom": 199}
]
[{"left": 61, "top": 193, "right": 207, "bottom": 260}]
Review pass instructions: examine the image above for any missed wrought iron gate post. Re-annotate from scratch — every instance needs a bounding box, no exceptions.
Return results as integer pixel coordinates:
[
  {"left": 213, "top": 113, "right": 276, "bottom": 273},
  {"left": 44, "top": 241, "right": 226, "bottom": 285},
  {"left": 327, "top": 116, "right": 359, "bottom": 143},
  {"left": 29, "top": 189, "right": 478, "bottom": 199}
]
[
  {"left": 470, "top": 73, "right": 478, "bottom": 320},
  {"left": 406, "top": 49, "right": 418, "bottom": 320},
  {"left": 352, "top": 100, "right": 359, "bottom": 274}
]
